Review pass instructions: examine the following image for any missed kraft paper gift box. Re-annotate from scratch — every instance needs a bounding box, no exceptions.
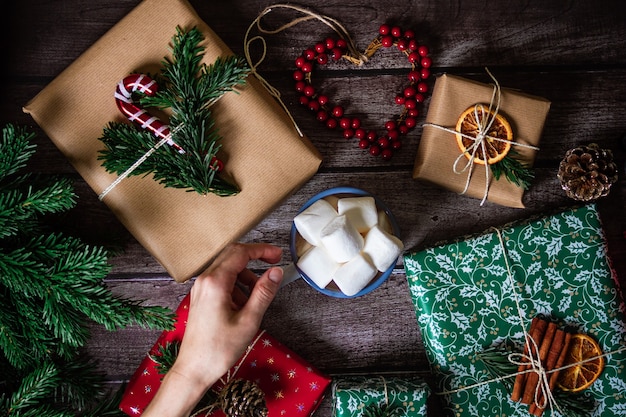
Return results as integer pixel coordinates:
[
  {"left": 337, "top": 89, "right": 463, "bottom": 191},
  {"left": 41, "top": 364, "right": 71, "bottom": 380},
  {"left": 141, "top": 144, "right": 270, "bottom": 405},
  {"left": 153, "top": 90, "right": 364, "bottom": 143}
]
[
  {"left": 23, "top": 0, "right": 322, "bottom": 282},
  {"left": 412, "top": 74, "right": 551, "bottom": 208},
  {"left": 332, "top": 375, "right": 430, "bottom": 417},
  {"left": 119, "top": 293, "right": 331, "bottom": 416},
  {"left": 403, "top": 204, "right": 626, "bottom": 417}
]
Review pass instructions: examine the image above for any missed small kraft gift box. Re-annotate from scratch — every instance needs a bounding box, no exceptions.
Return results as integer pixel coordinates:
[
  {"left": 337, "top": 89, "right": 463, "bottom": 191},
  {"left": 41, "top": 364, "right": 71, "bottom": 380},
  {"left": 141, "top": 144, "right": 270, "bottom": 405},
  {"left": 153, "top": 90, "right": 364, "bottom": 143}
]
[
  {"left": 119, "top": 293, "right": 331, "bottom": 416},
  {"left": 332, "top": 375, "right": 430, "bottom": 417},
  {"left": 413, "top": 73, "right": 551, "bottom": 208},
  {"left": 403, "top": 204, "right": 626, "bottom": 417},
  {"left": 23, "top": 0, "right": 322, "bottom": 282}
]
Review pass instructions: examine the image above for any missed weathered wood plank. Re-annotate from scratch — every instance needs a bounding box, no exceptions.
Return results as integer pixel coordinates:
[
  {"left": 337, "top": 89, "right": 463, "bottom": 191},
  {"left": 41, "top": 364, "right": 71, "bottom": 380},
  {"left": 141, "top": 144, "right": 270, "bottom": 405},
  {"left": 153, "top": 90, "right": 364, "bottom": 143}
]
[{"left": 5, "top": 0, "right": 626, "bottom": 77}]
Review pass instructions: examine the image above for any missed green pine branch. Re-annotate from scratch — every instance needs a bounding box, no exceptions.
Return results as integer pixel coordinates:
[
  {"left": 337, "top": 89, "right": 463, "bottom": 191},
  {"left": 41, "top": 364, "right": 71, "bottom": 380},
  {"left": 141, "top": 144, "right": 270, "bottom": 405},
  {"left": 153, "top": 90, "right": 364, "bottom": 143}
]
[
  {"left": 0, "top": 125, "right": 36, "bottom": 181},
  {"left": 0, "top": 123, "right": 176, "bottom": 415},
  {"left": 1, "top": 358, "right": 127, "bottom": 417},
  {"left": 152, "top": 341, "right": 181, "bottom": 376},
  {"left": 151, "top": 340, "right": 218, "bottom": 414},
  {"left": 98, "top": 26, "right": 249, "bottom": 196},
  {"left": 5, "top": 362, "right": 62, "bottom": 415},
  {"left": 490, "top": 150, "right": 535, "bottom": 189}
]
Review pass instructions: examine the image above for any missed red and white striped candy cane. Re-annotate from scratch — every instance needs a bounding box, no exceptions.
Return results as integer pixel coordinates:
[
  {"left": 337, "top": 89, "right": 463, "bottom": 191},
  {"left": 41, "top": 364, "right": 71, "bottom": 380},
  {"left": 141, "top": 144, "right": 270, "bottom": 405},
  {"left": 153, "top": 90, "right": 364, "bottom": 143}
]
[{"left": 115, "top": 73, "right": 186, "bottom": 154}]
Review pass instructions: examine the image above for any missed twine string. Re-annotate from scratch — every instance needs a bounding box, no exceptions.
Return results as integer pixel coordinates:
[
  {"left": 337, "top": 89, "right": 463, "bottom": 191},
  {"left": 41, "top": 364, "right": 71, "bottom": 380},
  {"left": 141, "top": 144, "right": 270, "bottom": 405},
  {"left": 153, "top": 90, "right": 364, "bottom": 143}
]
[
  {"left": 243, "top": 3, "right": 369, "bottom": 139},
  {"left": 497, "top": 227, "right": 557, "bottom": 411},
  {"left": 98, "top": 123, "right": 186, "bottom": 201},
  {"left": 422, "top": 68, "right": 540, "bottom": 206},
  {"left": 435, "top": 228, "right": 626, "bottom": 416},
  {"left": 381, "top": 376, "right": 389, "bottom": 406}
]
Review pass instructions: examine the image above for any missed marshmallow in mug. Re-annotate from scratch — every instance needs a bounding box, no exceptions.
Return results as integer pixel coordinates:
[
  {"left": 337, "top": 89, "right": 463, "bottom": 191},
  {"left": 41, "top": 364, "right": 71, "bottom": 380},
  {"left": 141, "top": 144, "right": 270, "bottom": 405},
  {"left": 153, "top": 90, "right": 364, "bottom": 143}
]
[
  {"left": 333, "top": 254, "right": 378, "bottom": 296},
  {"left": 320, "top": 214, "right": 364, "bottom": 263},
  {"left": 296, "top": 245, "right": 339, "bottom": 289},
  {"left": 363, "top": 225, "right": 404, "bottom": 272},
  {"left": 293, "top": 199, "right": 338, "bottom": 246},
  {"left": 337, "top": 196, "right": 378, "bottom": 233},
  {"left": 294, "top": 195, "right": 404, "bottom": 296}
]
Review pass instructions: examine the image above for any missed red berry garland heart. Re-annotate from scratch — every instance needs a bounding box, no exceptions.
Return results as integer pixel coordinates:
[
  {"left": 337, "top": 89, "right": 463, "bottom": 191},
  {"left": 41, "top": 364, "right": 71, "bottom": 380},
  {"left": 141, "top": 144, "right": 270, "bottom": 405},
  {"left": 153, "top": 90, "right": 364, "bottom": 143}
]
[{"left": 293, "top": 24, "right": 432, "bottom": 160}]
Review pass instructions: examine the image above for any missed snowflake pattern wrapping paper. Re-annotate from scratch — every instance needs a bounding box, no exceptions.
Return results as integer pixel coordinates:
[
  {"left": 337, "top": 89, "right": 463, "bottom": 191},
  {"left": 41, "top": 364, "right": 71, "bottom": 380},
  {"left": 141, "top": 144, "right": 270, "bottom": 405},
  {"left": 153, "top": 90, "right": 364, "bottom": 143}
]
[
  {"left": 332, "top": 376, "right": 430, "bottom": 417},
  {"left": 119, "top": 294, "right": 331, "bottom": 416},
  {"left": 403, "top": 204, "right": 626, "bottom": 417}
]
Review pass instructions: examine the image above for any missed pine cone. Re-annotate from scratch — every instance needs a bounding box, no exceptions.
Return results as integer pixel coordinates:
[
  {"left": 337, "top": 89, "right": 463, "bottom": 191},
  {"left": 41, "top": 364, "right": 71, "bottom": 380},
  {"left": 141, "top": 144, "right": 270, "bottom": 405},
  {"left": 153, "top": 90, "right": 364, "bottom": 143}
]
[
  {"left": 218, "top": 379, "right": 268, "bottom": 417},
  {"left": 557, "top": 143, "right": 619, "bottom": 201}
]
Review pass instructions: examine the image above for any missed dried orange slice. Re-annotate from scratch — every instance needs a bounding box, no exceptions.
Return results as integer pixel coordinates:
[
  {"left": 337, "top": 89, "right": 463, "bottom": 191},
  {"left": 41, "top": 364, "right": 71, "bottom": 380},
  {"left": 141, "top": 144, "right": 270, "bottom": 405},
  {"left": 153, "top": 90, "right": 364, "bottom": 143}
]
[
  {"left": 557, "top": 333, "right": 604, "bottom": 392},
  {"left": 455, "top": 105, "right": 513, "bottom": 165}
]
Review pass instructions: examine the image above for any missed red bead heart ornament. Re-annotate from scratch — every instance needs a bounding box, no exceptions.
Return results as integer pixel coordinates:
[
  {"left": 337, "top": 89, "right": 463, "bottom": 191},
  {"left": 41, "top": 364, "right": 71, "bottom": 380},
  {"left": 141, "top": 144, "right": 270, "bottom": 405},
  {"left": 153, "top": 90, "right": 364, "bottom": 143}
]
[{"left": 293, "top": 24, "right": 432, "bottom": 160}]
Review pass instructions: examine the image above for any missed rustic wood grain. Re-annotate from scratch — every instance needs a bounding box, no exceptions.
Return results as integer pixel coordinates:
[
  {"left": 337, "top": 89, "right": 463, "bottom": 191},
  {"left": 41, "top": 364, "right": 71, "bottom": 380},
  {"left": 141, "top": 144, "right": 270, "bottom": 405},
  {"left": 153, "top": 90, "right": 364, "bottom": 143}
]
[{"left": 3, "top": 0, "right": 626, "bottom": 416}]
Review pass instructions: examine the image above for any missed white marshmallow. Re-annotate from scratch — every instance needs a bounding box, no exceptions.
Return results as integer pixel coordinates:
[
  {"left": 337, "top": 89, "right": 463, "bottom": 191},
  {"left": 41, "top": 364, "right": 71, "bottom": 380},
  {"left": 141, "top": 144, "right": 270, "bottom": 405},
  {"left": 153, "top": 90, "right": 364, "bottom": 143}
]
[
  {"left": 337, "top": 196, "right": 379, "bottom": 233},
  {"left": 293, "top": 199, "right": 338, "bottom": 246},
  {"left": 296, "top": 246, "right": 339, "bottom": 289},
  {"left": 362, "top": 225, "right": 404, "bottom": 272},
  {"left": 332, "top": 254, "right": 378, "bottom": 296},
  {"left": 320, "top": 214, "right": 364, "bottom": 263}
]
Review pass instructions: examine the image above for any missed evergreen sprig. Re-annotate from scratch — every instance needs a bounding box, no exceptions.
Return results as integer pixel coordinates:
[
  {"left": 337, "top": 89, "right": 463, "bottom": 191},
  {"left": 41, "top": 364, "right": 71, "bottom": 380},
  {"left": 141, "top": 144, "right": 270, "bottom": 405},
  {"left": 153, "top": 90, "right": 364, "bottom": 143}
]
[
  {"left": 98, "top": 26, "right": 250, "bottom": 196},
  {"left": 0, "top": 123, "right": 175, "bottom": 415},
  {"left": 490, "top": 150, "right": 535, "bottom": 190},
  {"left": 152, "top": 341, "right": 181, "bottom": 376},
  {"left": 151, "top": 340, "right": 218, "bottom": 415}
]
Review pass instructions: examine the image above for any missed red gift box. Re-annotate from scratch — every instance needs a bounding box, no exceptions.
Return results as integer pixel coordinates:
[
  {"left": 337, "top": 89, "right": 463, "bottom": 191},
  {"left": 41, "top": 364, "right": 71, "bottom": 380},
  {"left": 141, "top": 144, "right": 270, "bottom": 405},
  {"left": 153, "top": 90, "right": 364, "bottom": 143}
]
[{"left": 119, "top": 294, "right": 331, "bottom": 416}]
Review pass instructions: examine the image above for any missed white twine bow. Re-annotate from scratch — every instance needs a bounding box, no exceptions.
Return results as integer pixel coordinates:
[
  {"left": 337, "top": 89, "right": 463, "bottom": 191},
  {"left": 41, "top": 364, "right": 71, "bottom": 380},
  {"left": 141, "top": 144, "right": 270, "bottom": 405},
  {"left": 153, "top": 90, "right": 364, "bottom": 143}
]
[
  {"left": 423, "top": 69, "right": 540, "bottom": 206},
  {"left": 436, "top": 228, "right": 626, "bottom": 416}
]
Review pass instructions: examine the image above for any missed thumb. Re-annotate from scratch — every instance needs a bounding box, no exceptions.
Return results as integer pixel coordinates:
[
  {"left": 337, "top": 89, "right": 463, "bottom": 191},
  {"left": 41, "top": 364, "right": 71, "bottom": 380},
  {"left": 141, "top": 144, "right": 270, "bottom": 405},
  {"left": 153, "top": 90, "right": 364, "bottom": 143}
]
[{"left": 243, "top": 267, "right": 283, "bottom": 321}]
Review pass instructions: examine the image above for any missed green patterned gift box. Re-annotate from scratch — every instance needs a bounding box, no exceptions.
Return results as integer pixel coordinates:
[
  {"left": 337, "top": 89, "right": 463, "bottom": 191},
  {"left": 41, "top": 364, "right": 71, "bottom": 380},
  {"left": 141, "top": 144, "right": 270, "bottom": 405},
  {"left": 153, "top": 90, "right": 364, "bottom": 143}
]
[
  {"left": 332, "top": 376, "right": 430, "bottom": 417},
  {"left": 403, "top": 204, "right": 626, "bottom": 417}
]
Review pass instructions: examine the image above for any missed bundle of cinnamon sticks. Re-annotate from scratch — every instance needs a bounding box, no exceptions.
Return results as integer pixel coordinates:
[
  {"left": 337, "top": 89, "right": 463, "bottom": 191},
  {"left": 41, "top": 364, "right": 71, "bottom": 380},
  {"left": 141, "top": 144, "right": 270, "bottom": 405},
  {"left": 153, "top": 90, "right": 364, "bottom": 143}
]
[{"left": 510, "top": 316, "right": 572, "bottom": 416}]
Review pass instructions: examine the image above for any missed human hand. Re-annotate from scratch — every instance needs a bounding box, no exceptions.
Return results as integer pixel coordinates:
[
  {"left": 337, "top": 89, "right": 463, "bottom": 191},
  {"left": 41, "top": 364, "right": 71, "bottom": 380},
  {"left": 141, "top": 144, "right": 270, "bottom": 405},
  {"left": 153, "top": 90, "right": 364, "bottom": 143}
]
[{"left": 143, "top": 243, "right": 284, "bottom": 417}]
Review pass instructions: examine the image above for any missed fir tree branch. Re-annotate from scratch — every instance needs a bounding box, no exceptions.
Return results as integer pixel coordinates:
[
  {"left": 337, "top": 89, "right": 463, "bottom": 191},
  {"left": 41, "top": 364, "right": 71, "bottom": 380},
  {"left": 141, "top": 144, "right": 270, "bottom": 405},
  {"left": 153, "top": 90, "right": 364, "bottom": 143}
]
[
  {"left": 0, "top": 174, "right": 76, "bottom": 241},
  {"left": 153, "top": 341, "right": 181, "bottom": 376},
  {"left": 1, "top": 123, "right": 177, "bottom": 414},
  {"left": 490, "top": 150, "right": 535, "bottom": 189},
  {"left": 79, "top": 385, "right": 128, "bottom": 417},
  {"left": 53, "top": 357, "right": 108, "bottom": 412},
  {"left": 0, "top": 125, "right": 37, "bottom": 181},
  {"left": 98, "top": 26, "right": 249, "bottom": 196},
  {"left": 0, "top": 296, "right": 38, "bottom": 369},
  {"left": 7, "top": 362, "right": 60, "bottom": 414}
]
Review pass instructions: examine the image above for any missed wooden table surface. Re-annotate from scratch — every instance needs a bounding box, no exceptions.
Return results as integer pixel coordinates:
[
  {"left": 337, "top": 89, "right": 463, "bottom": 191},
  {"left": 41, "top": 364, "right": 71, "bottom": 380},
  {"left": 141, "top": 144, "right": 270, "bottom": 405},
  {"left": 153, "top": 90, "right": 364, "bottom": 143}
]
[{"left": 3, "top": 1, "right": 626, "bottom": 415}]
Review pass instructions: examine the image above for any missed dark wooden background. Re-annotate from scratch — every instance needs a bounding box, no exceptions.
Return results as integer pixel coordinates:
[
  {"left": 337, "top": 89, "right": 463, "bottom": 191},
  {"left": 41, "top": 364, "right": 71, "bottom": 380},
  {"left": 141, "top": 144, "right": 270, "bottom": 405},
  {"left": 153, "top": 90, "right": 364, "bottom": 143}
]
[{"left": 2, "top": 1, "right": 625, "bottom": 415}]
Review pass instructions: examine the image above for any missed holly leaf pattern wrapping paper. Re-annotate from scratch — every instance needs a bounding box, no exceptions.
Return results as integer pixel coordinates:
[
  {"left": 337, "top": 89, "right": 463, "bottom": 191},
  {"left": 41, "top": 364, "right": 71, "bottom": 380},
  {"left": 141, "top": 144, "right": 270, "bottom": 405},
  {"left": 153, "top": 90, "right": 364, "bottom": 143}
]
[
  {"left": 332, "top": 376, "right": 430, "bottom": 417},
  {"left": 404, "top": 204, "right": 626, "bottom": 417}
]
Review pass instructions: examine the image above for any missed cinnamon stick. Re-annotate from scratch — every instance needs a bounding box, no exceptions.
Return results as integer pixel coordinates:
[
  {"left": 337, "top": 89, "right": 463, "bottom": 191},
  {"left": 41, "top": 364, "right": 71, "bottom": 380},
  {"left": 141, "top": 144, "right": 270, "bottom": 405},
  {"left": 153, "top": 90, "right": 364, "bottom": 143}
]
[
  {"left": 511, "top": 317, "right": 548, "bottom": 402},
  {"left": 529, "top": 329, "right": 566, "bottom": 416},
  {"left": 521, "top": 321, "right": 557, "bottom": 405}
]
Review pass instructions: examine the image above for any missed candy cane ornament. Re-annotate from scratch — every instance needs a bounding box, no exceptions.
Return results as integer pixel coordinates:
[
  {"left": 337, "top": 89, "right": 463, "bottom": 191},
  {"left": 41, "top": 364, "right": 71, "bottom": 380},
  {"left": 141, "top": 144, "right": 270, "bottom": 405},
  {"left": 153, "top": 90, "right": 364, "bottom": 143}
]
[
  {"left": 115, "top": 74, "right": 186, "bottom": 154},
  {"left": 114, "top": 74, "right": 224, "bottom": 172}
]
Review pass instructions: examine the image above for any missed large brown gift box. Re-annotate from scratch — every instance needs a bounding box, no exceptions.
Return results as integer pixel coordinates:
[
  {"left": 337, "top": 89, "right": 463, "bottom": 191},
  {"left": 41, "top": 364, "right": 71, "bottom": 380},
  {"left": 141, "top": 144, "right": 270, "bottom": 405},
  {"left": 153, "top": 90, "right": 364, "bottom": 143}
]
[
  {"left": 412, "top": 74, "right": 550, "bottom": 208},
  {"left": 23, "top": 0, "right": 322, "bottom": 282}
]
